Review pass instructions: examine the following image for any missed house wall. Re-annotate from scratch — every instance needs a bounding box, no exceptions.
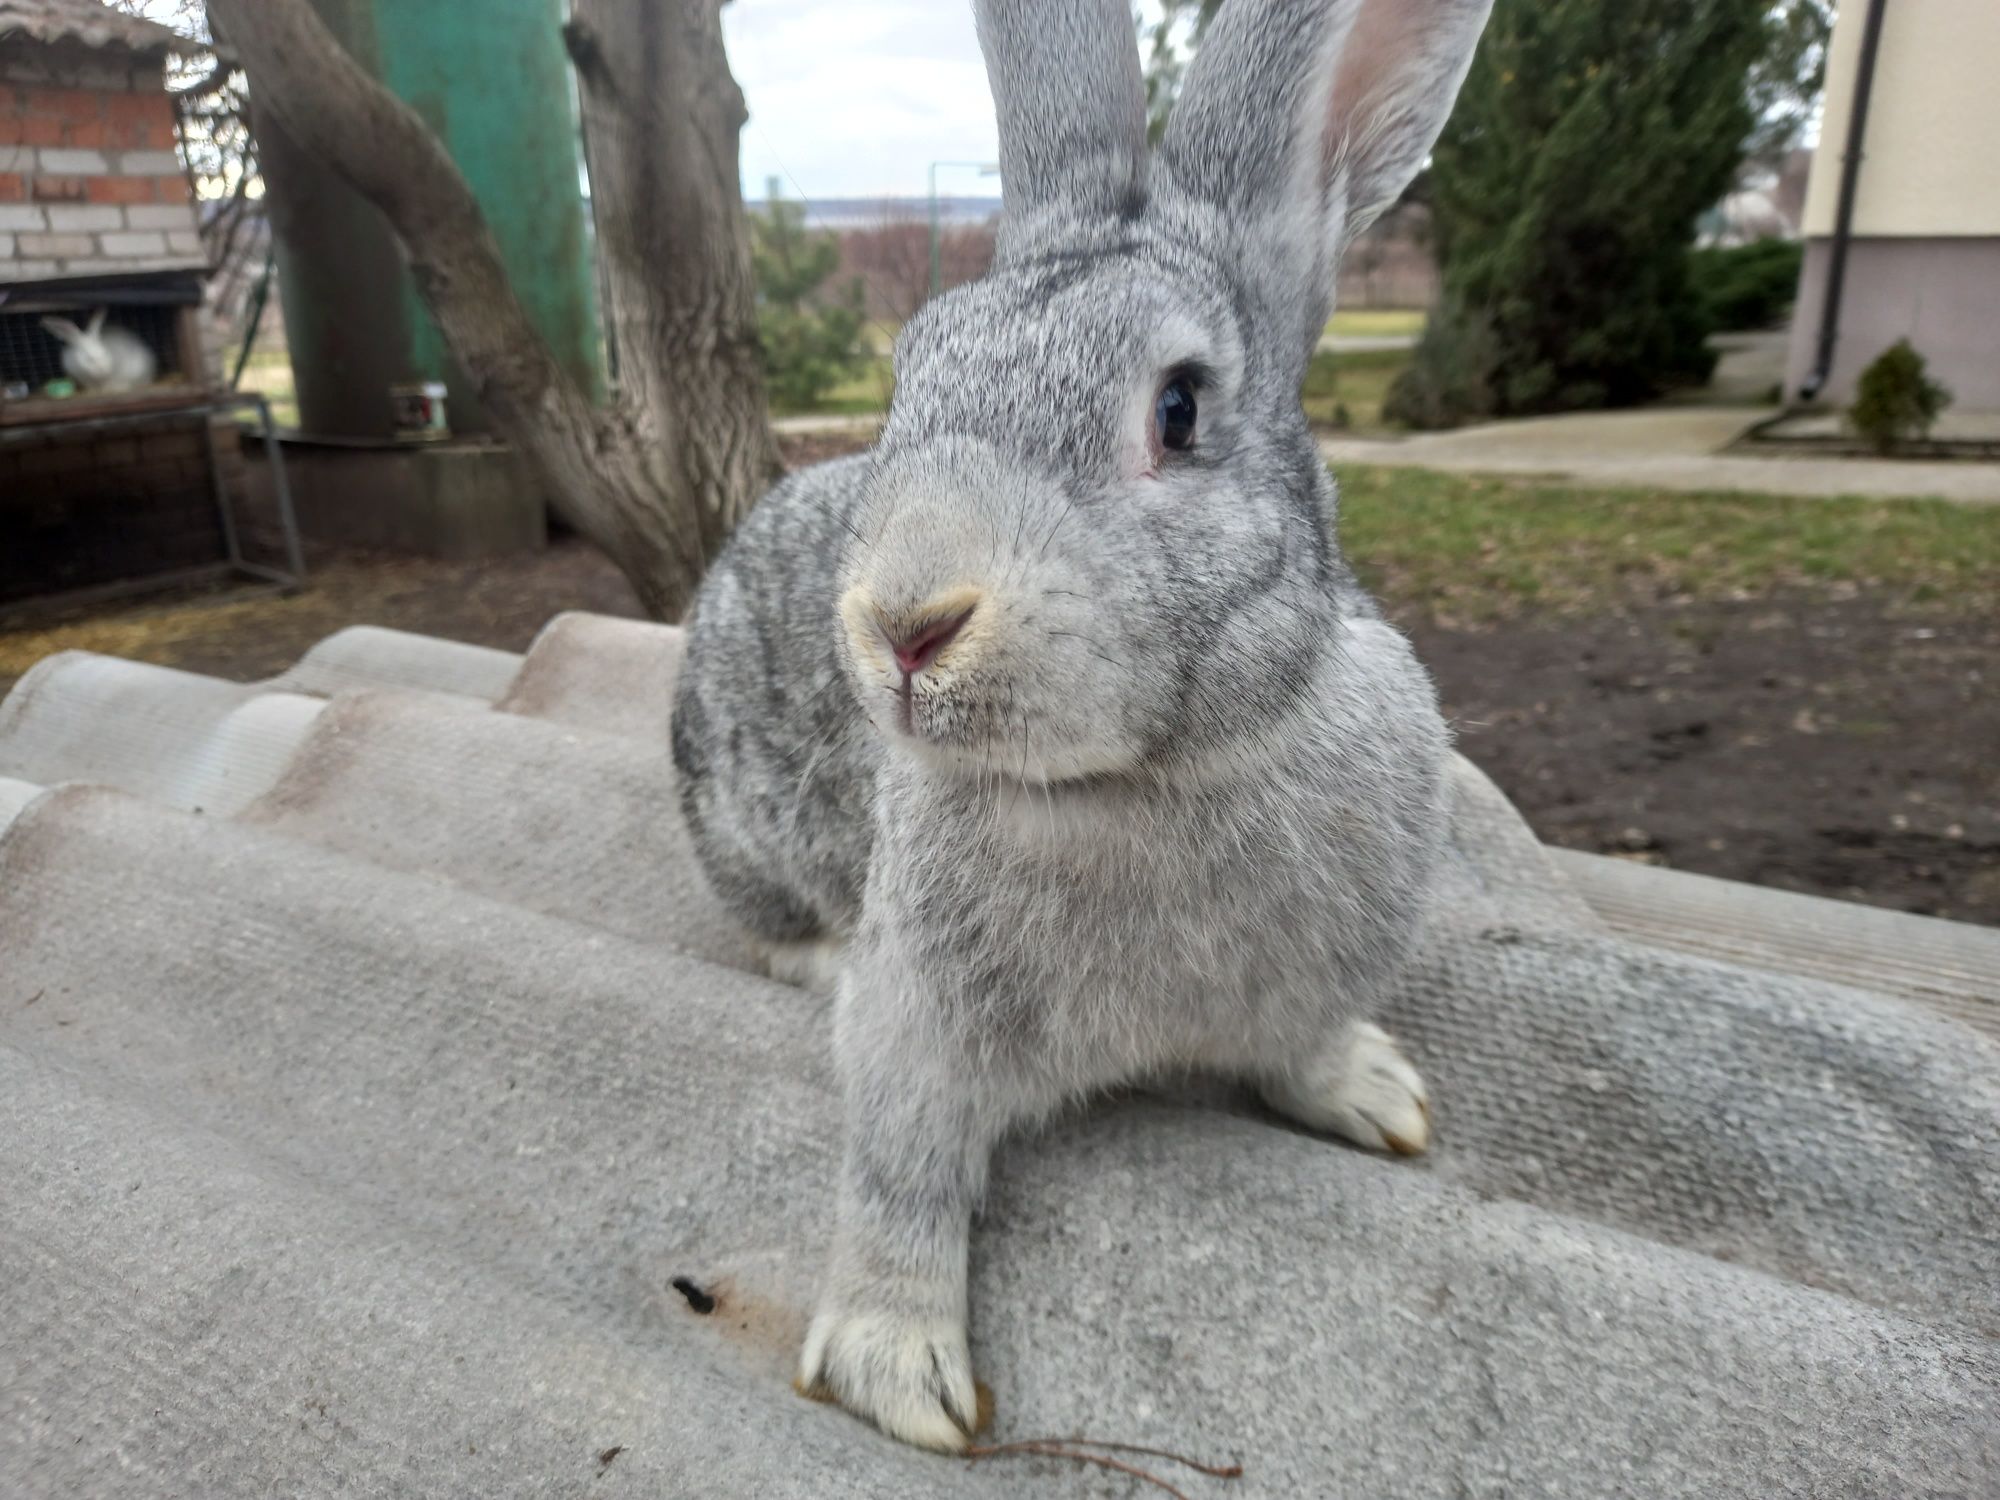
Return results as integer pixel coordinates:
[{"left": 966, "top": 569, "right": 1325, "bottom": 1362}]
[
  {"left": 1788, "top": 0, "right": 2000, "bottom": 407},
  {"left": 1804, "top": 0, "right": 2000, "bottom": 239},
  {"left": 0, "top": 38, "right": 203, "bottom": 282},
  {"left": 1785, "top": 238, "right": 2000, "bottom": 412}
]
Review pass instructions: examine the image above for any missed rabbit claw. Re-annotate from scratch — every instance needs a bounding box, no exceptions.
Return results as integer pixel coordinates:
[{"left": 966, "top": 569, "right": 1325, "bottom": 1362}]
[
  {"left": 1262, "top": 1021, "right": 1433, "bottom": 1156},
  {"left": 797, "top": 1305, "right": 979, "bottom": 1452}
]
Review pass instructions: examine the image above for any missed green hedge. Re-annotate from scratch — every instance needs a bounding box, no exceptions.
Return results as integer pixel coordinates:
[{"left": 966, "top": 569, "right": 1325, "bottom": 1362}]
[{"left": 1689, "top": 239, "right": 1804, "bottom": 332}]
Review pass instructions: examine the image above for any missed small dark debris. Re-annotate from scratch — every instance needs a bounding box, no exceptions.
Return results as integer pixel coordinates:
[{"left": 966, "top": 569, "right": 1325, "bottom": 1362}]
[
  {"left": 597, "top": 1444, "right": 625, "bottom": 1470},
  {"left": 670, "top": 1277, "right": 715, "bottom": 1315},
  {"left": 20, "top": 989, "right": 43, "bottom": 1009}
]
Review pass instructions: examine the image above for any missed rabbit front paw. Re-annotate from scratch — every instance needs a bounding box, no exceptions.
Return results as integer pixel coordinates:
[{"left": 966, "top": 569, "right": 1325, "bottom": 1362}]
[
  {"left": 1261, "top": 1021, "right": 1432, "bottom": 1156},
  {"left": 761, "top": 935, "right": 847, "bottom": 994},
  {"left": 797, "top": 1304, "right": 979, "bottom": 1452}
]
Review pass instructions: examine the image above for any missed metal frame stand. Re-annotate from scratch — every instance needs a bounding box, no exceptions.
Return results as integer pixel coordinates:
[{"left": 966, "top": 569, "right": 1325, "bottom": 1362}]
[{"left": 0, "top": 390, "right": 305, "bottom": 603}]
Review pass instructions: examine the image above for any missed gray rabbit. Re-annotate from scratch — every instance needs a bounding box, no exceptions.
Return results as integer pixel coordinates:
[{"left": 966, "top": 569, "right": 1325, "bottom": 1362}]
[{"left": 672, "top": 0, "right": 1493, "bottom": 1451}]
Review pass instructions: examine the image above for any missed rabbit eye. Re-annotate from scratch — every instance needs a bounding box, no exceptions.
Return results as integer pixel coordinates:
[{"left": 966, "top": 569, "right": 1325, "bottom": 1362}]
[{"left": 1154, "top": 375, "right": 1197, "bottom": 452}]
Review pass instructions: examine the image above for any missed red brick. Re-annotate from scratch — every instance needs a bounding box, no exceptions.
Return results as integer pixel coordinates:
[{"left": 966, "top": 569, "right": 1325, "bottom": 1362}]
[
  {"left": 154, "top": 174, "right": 191, "bottom": 204},
  {"left": 31, "top": 174, "right": 86, "bottom": 202},
  {"left": 86, "top": 175, "right": 155, "bottom": 205},
  {"left": 110, "top": 113, "right": 178, "bottom": 150},
  {"left": 24, "top": 87, "right": 103, "bottom": 125},
  {"left": 63, "top": 116, "right": 109, "bottom": 149},
  {"left": 18, "top": 115, "right": 66, "bottom": 148},
  {"left": 0, "top": 172, "right": 23, "bottom": 201},
  {"left": 106, "top": 92, "right": 172, "bottom": 125}
]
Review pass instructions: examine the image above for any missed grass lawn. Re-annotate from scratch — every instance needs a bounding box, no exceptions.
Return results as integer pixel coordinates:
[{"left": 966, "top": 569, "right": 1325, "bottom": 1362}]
[
  {"left": 1325, "top": 308, "right": 1426, "bottom": 339},
  {"left": 775, "top": 314, "right": 1426, "bottom": 422},
  {"left": 235, "top": 349, "right": 301, "bottom": 429},
  {"left": 1302, "top": 346, "right": 1411, "bottom": 431},
  {"left": 781, "top": 343, "right": 1420, "bottom": 430},
  {"left": 1336, "top": 465, "right": 2000, "bottom": 620}
]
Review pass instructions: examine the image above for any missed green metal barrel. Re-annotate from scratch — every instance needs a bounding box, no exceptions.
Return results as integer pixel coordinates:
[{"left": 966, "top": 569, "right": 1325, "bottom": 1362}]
[{"left": 262, "top": 0, "right": 602, "bottom": 440}]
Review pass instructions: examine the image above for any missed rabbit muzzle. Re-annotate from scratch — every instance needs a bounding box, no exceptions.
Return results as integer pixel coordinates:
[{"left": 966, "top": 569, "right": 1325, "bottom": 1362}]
[
  {"left": 840, "top": 582, "right": 995, "bottom": 740},
  {"left": 836, "top": 442, "right": 1149, "bottom": 783}
]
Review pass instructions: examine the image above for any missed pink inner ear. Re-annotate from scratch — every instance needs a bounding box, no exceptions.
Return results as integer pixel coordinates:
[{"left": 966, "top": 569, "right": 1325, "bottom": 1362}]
[{"left": 1323, "top": 0, "right": 1432, "bottom": 187}]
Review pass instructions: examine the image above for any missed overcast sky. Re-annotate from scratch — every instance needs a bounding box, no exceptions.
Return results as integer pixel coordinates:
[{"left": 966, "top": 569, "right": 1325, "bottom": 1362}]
[
  {"left": 136, "top": 0, "right": 1159, "bottom": 204},
  {"left": 722, "top": 1, "right": 1003, "bottom": 201}
]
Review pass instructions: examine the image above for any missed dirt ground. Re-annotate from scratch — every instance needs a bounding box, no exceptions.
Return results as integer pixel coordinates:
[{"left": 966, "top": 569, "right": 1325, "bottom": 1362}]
[
  {"left": 1403, "top": 596, "right": 1999, "bottom": 924},
  {"left": 3, "top": 515, "right": 1994, "bottom": 930}
]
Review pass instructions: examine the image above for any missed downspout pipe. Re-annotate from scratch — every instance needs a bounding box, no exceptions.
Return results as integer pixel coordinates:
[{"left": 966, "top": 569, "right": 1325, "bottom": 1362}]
[{"left": 1798, "top": 0, "right": 1888, "bottom": 401}]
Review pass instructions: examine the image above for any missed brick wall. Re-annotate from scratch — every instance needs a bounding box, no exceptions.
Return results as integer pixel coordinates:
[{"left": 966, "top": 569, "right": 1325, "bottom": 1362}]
[
  {"left": 1, "top": 39, "right": 203, "bottom": 283},
  {"left": 1335, "top": 201, "right": 1439, "bottom": 310}
]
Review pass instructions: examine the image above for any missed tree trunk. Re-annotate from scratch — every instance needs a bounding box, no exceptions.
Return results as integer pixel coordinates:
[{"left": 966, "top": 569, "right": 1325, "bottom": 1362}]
[{"left": 206, "top": 0, "right": 779, "bottom": 620}]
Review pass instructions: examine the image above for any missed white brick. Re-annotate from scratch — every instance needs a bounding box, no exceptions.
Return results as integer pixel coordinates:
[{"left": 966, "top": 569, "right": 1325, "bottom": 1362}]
[
  {"left": 115, "top": 151, "right": 183, "bottom": 177},
  {"left": 7, "top": 259, "right": 62, "bottom": 280},
  {"left": 44, "top": 205, "right": 124, "bottom": 233},
  {"left": 18, "top": 232, "right": 95, "bottom": 258},
  {"left": 37, "top": 148, "right": 109, "bottom": 175},
  {"left": 0, "top": 233, "right": 12, "bottom": 259},
  {"left": 0, "top": 205, "right": 48, "bottom": 232},
  {"left": 124, "top": 203, "right": 200, "bottom": 232},
  {"left": 98, "top": 231, "right": 169, "bottom": 257},
  {"left": 166, "top": 230, "right": 205, "bottom": 256}
]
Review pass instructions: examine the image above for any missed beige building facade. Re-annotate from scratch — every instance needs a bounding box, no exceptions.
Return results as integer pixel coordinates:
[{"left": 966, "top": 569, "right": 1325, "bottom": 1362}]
[{"left": 1785, "top": 0, "right": 2000, "bottom": 410}]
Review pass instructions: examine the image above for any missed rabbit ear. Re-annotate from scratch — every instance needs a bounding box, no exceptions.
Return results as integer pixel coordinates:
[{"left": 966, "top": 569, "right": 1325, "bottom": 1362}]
[
  {"left": 1161, "top": 0, "right": 1491, "bottom": 356},
  {"left": 87, "top": 307, "right": 107, "bottom": 337},
  {"left": 40, "top": 317, "right": 82, "bottom": 344},
  {"left": 974, "top": 0, "right": 1148, "bottom": 241}
]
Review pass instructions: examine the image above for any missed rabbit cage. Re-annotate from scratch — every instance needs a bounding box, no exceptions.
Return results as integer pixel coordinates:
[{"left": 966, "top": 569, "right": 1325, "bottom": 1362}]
[{"left": 0, "top": 0, "right": 299, "bottom": 611}]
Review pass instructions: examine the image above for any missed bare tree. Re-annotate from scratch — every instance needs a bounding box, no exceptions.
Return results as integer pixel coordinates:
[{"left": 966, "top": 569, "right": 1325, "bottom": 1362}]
[
  {"left": 105, "top": 1, "right": 260, "bottom": 269},
  {"left": 205, "top": 0, "right": 779, "bottom": 620},
  {"left": 839, "top": 210, "right": 996, "bottom": 325}
]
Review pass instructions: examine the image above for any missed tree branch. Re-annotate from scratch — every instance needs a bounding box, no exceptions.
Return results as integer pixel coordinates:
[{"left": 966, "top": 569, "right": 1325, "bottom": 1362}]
[
  {"left": 207, "top": 0, "right": 586, "bottom": 448},
  {"left": 207, "top": 0, "right": 778, "bottom": 619}
]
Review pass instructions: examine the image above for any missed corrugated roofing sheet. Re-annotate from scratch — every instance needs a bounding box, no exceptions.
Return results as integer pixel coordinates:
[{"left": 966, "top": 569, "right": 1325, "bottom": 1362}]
[
  {"left": 0, "top": 0, "right": 179, "bottom": 53},
  {"left": 1, "top": 611, "right": 1996, "bottom": 1496}
]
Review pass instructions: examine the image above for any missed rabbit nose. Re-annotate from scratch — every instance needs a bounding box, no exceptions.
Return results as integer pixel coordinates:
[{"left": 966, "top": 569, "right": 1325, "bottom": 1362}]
[{"left": 885, "top": 605, "right": 975, "bottom": 677}]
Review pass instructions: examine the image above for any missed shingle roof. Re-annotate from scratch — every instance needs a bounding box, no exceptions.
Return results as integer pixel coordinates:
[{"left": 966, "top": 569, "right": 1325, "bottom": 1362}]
[
  {"left": 0, "top": 0, "right": 180, "bottom": 54},
  {"left": 1, "top": 612, "right": 1997, "bottom": 1495}
]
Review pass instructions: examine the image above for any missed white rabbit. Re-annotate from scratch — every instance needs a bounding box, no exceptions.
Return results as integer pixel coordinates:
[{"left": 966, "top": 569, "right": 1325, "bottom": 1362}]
[
  {"left": 671, "top": 0, "right": 1493, "bottom": 1452},
  {"left": 39, "top": 308, "right": 158, "bottom": 394}
]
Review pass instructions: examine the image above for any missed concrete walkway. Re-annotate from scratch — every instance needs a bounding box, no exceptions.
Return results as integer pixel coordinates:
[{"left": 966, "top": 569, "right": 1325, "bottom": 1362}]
[
  {"left": 1316, "top": 332, "right": 1420, "bottom": 354},
  {"left": 772, "top": 412, "right": 880, "bottom": 437},
  {"left": 774, "top": 396, "right": 2000, "bottom": 505},
  {"left": 1323, "top": 406, "right": 2000, "bottom": 503}
]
